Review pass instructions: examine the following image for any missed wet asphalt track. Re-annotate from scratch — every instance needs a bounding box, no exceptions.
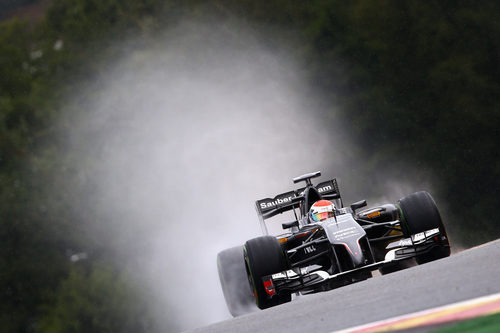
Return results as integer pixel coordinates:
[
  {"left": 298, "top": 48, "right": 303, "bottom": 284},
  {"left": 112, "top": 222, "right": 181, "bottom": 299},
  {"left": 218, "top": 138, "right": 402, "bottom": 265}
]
[{"left": 186, "top": 239, "right": 500, "bottom": 333}]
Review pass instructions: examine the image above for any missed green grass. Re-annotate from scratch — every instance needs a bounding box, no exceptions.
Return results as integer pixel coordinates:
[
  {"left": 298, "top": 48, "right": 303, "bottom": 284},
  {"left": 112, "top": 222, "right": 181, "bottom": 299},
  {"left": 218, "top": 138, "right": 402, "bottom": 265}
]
[{"left": 434, "top": 312, "right": 500, "bottom": 333}]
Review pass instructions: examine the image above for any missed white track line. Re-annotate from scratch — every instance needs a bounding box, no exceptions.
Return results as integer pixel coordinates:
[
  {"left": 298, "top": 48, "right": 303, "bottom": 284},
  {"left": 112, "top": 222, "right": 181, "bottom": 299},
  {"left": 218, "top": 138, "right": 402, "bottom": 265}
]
[{"left": 334, "top": 292, "right": 500, "bottom": 333}]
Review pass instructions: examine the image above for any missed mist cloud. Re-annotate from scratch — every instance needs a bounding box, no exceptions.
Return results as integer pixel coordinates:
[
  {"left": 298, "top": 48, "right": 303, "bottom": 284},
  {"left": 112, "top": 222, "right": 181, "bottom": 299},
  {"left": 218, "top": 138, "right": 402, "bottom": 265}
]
[{"left": 61, "top": 20, "right": 438, "bottom": 331}]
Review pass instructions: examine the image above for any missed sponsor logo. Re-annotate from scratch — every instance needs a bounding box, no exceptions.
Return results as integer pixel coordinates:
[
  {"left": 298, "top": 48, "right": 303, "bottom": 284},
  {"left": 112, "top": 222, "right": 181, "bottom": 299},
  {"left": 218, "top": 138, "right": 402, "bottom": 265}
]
[
  {"left": 330, "top": 226, "right": 361, "bottom": 241},
  {"left": 304, "top": 245, "right": 317, "bottom": 254},
  {"left": 412, "top": 228, "right": 439, "bottom": 242},
  {"left": 317, "top": 185, "right": 333, "bottom": 193},
  {"left": 259, "top": 196, "right": 294, "bottom": 209},
  {"left": 398, "top": 228, "right": 441, "bottom": 246},
  {"left": 258, "top": 180, "right": 337, "bottom": 211},
  {"left": 398, "top": 239, "right": 413, "bottom": 246},
  {"left": 297, "top": 182, "right": 335, "bottom": 196},
  {"left": 272, "top": 270, "right": 298, "bottom": 280}
]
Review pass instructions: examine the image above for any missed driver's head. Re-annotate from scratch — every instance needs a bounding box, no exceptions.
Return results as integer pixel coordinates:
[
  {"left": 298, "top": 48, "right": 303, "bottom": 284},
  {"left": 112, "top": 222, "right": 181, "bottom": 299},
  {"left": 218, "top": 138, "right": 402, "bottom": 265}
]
[{"left": 309, "top": 200, "right": 336, "bottom": 223}]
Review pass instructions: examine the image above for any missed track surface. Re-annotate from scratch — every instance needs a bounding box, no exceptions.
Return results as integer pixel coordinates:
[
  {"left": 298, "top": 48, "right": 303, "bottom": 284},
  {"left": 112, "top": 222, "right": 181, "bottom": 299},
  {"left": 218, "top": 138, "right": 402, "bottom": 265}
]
[{"left": 187, "top": 239, "right": 500, "bottom": 333}]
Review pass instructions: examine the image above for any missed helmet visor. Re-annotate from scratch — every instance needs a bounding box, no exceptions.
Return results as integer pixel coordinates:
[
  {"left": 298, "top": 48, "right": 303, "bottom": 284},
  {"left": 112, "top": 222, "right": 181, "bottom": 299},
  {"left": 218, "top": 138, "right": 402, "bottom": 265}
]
[{"left": 311, "top": 211, "right": 334, "bottom": 222}]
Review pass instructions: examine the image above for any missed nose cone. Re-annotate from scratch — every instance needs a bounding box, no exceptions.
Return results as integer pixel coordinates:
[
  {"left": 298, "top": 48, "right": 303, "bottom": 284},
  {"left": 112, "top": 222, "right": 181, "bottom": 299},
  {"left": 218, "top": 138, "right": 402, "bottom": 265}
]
[
  {"left": 322, "top": 214, "right": 367, "bottom": 268},
  {"left": 344, "top": 240, "right": 365, "bottom": 267}
]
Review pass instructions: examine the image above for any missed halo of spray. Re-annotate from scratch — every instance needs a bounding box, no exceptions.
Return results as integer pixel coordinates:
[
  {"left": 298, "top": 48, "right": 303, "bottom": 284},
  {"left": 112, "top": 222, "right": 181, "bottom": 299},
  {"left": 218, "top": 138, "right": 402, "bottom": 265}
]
[
  {"left": 61, "top": 20, "right": 443, "bottom": 331},
  {"left": 61, "top": 21, "right": 345, "bottom": 330}
]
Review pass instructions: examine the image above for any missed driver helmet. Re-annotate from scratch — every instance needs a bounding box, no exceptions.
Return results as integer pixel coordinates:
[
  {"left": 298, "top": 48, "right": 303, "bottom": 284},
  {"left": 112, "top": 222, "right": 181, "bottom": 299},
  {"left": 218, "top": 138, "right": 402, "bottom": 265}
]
[{"left": 309, "top": 200, "right": 336, "bottom": 223}]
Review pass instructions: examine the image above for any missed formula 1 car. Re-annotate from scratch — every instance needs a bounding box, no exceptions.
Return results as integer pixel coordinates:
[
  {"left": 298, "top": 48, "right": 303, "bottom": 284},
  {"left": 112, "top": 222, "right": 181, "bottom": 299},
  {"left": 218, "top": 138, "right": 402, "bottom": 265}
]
[{"left": 217, "top": 171, "right": 451, "bottom": 316}]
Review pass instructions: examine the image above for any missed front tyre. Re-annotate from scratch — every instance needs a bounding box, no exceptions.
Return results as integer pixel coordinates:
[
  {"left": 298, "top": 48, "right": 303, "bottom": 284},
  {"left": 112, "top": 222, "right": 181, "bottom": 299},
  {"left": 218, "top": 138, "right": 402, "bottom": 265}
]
[
  {"left": 398, "top": 191, "right": 451, "bottom": 264},
  {"left": 244, "top": 236, "right": 291, "bottom": 309}
]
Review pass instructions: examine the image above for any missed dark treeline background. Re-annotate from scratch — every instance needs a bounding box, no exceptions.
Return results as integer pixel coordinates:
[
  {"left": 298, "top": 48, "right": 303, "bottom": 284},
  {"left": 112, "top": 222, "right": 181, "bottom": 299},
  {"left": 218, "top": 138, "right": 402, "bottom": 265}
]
[{"left": 1, "top": 0, "right": 498, "bottom": 332}]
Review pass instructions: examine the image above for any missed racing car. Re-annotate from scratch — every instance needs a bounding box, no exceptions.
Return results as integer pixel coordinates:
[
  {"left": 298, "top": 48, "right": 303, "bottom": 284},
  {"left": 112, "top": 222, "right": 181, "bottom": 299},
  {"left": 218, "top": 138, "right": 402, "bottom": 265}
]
[{"left": 217, "top": 171, "right": 451, "bottom": 316}]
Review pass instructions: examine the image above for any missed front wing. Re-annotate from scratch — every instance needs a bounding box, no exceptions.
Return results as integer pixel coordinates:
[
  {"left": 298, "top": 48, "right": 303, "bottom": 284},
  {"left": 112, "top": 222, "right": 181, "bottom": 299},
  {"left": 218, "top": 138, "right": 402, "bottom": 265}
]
[{"left": 262, "top": 228, "right": 447, "bottom": 297}]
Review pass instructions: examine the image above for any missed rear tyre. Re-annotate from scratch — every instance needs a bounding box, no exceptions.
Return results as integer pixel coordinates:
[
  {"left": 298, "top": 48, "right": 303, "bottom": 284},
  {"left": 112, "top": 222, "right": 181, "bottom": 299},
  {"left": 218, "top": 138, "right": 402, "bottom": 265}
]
[
  {"left": 217, "top": 246, "right": 257, "bottom": 316},
  {"left": 244, "top": 236, "right": 291, "bottom": 309},
  {"left": 398, "top": 191, "right": 451, "bottom": 264}
]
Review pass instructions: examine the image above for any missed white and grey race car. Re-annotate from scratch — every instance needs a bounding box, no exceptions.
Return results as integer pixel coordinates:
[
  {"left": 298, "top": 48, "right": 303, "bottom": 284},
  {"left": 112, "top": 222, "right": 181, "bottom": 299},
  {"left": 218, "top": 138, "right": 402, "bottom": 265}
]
[{"left": 217, "top": 171, "right": 451, "bottom": 316}]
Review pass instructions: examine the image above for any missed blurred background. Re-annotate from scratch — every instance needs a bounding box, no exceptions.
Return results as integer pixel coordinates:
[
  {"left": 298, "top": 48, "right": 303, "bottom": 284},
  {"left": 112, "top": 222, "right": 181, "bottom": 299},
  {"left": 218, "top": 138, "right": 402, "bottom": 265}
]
[{"left": 1, "top": 1, "right": 498, "bottom": 332}]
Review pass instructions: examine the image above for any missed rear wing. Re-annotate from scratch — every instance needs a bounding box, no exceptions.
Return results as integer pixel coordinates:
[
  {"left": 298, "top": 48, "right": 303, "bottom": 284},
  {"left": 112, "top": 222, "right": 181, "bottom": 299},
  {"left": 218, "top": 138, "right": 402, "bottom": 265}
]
[{"left": 255, "top": 179, "right": 341, "bottom": 234}]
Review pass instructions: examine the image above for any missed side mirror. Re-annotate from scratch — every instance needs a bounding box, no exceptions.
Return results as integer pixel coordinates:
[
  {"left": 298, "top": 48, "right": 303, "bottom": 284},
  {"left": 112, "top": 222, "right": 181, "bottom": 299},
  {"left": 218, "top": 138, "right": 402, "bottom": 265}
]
[
  {"left": 282, "top": 221, "right": 299, "bottom": 230},
  {"left": 350, "top": 200, "right": 367, "bottom": 212}
]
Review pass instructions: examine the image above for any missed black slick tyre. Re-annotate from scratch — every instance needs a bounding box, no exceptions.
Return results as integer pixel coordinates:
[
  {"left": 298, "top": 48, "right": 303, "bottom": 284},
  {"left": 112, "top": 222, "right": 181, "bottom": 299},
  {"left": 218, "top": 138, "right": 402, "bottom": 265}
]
[
  {"left": 243, "top": 236, "right": 291, "bottom": 309},
  {"left": 217, "top": 246, "right": 257, "bottom": 316},
  {"left": 398, "top": 191, "right": 451, "bottom": 264}
]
